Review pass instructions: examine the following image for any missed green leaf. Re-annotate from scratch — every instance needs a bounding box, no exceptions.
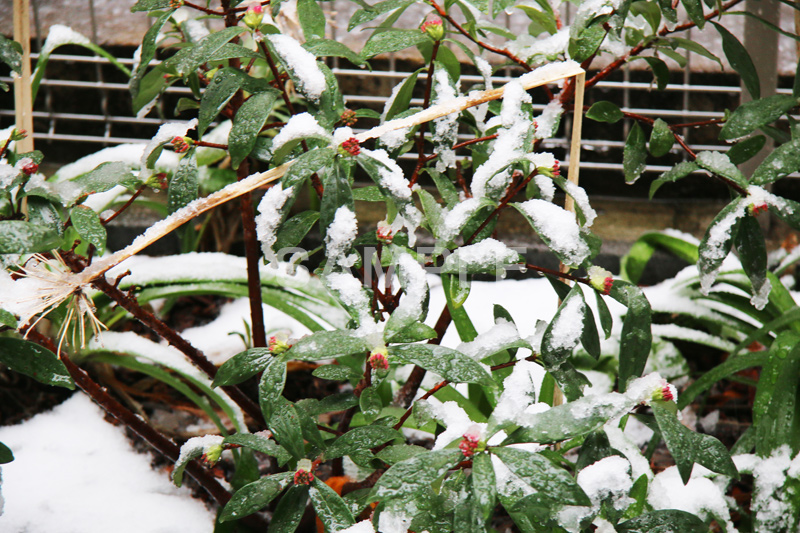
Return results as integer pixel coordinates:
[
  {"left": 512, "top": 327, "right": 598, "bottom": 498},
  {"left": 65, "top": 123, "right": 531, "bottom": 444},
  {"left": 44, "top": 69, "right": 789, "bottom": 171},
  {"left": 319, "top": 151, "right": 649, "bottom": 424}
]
[
  {"left": 349, "top": 0, "right": 414, "bottom": 30},
  {"left": 198, "top": 68, "right": 271, "bottom": 137},
  {"left": 384, "top": 321, "right": 438, "bottom": 343},
  {"left": 384, "top": 255, "right": 429, "bottom": 338},
  {"left": 303, "top": 39, "right": 368, "bottom": 67},
  {"left": 680, "top": 0, "right": 705, "bottom": 28},
  {"left": 586, "top": 101, "right": 623, "bottom": 123},
  {"left": 655, "top": 0, "right": 678, "bottom": 23},
  {"left": 287, "top": 331, "right": 369, "bottom": 361},
  {"left": 720, "top": 94, "right": 799, "bottom": 141},
  {"left": 26, "top": 199, "right": 63, "bottom": 239},
  {"left": 652, "top": 403, "right": 738, "bottom": 483},
  {"left": 541, "top": 286, "right": 586, "bottom": 367},
  {"left": 320, "top": 162, "right": 354, "bottom": 236},
  {"left": 269, "top": 403, "right": 306, "bottom": 460},
  {"left": 163, "top": 27, "right": 244, "bottom": 78},
  {"left": 224, "top": 433, "right": 292, "bottom": 464},
  {"left": 610, "top": 281, "right": 652, "bottom": 391},
  {"left": 129, "top": 11, "right": 172, "bottom": 101},
  {"left": 269, "top": 485, "right": 310, "bottom": 533},
  {"left": 697, "top": 198, "right": 745, "bottom": 290},
  {"left": 0, "top": 338, "right": 74, "bottom": 389},
  {"left": 569, "top": 16, "right": 609, "bottom": 62},
  {"left": 754, "top": 332, "right": 800, "bottom": 457},
  {"left": 219, "top": 474, "right": 288, "bottom": 522},
  {"left": 618, "top": 509, "right": 707, "bottom": 532},
  {"left": 735, "top": 215, "right": 769, "bottom": 307},
  {"left": 0, "top": 441, "right": 13, "bottom": 464},
  {"left": 388, "top": 344, "right": 495, "bottom": 386},
  {"left": 695, "top": 150, "right": 748, "bottom": 190},
  {"left": 727, "top": 134, "right": 766, "bottom": 165},
  {"left": 61, "top": 161, "right": 138, "bottom": 207},
  {"left": 670, "top": 37, "right": 721, "bottom": 67},
  {"left": 259, "top": 359, "right": 287, "bottom": 424},
  {"left": 620, "top": 230, "right": 699, "bottom": 284},
  {"left": 0, "top": 35, "right": 22, "bottom": 75},
  {"left": 376, "top": 444, "right": 428, "bottom": 465},
  {"left": 0, "top": 220, "right": 63, "bottom": 254},
  {"left": 213, "top": 347, "right": 272, "bottom": 387},
  {"left": 69, "top": 205, "right": 107, "bottom": 253},
  {"left": 361, "top": 29, "right": 428, "bottom": 59},
  {"left": 229, "top": 91, "right": 280, "bottom": 169},
  {"left": 359, "top": 385, "right": 383, "bottom": 422},
  {"left": 752, "top": 138, "right": 800, "bottom": 185},
  {"left": 642, "top": 57, "right": 669, "bottom": 91},
  {"left": 131, "top": 0, "right": 173, "bottom": 11},
  {"left": 310, "top": 478, "right": 356, "bottom": 531},
  {"left": 649, "top": 161, "right": 699, "bottom": 198},
  {"left": 471, "top": 452, "right": 496, "bottom": 520},
  {"left": 312, "top": 364, "right": 359, "bottom": 381},
  {"left": 491, "top": 447, "right": 590, "bottom": 505},
  {"left": 168, "top": 151, "right": 198, "bottom": 214},
  {"left": 297, "top": 0, "right": 327, "bottom": 40},
  {"left": 273, "top": 211, "right": 320, "bottom": 252},
  {"left": 325, "top": 426, "right": 402, "bottom": 460},
  {"left": 623, "top": 122, "right": 647, "bottom": 184},
  {"left": 282, "top": 147, "right": 337, "bottom": 189},
  {"left": 516, "top": 5, "right": 557, "bottom": 34},
  {"left": 712, "top": 22, "right": 759, "bottom": 99},
  {"left": 372, "top": 449, "right": 463, "bottom": 501},
  {"left": 648, "top": 118, "right": 674, "bottom": 157}
]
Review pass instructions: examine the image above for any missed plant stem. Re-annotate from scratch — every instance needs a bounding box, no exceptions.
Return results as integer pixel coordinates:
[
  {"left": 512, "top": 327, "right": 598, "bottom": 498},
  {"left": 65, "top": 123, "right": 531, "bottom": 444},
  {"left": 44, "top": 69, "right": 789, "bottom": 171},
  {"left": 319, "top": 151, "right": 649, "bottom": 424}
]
[
  {"left": 237, "top": 159, "right": 268, "bottom": 348},
  {"left": 409, "top": 39, "right": 441, "bottom": 187},
  {"left": 101, "top": 185, "right": 146, "bottom": 225}
]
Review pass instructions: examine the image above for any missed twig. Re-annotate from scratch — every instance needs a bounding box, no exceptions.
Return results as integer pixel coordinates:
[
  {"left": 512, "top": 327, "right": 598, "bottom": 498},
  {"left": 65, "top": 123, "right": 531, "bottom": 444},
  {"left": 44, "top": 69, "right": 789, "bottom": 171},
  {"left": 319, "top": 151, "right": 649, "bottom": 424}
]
[{"left": 409, "top": 40, "right": 441, "bottom": 187}]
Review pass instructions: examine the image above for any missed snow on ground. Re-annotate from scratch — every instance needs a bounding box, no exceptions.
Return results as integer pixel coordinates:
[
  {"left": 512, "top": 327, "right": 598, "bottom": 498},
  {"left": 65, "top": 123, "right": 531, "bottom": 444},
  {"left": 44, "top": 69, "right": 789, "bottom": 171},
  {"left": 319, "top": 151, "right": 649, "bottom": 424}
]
[{"left": 0, "top": 394, "right": 215, "bottom": 533}]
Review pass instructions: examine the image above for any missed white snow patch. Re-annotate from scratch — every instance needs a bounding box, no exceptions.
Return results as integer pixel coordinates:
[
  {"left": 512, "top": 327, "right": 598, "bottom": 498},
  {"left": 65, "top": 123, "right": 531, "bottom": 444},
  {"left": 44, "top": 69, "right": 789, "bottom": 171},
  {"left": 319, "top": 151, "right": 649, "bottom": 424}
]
[
  {"left": 517, "top": 199, "right": 590, "bottom": 266},
  {"left": 267, "top": 34, "right": 326, "bottom": 102}
]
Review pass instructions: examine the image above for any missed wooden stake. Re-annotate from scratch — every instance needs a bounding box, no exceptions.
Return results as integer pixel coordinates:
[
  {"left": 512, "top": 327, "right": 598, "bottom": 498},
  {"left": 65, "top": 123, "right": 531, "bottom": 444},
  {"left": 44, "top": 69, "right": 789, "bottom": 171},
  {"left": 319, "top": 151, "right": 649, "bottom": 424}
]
[{"left": 13, "top": 0, "right": 34, "bottom": 153}]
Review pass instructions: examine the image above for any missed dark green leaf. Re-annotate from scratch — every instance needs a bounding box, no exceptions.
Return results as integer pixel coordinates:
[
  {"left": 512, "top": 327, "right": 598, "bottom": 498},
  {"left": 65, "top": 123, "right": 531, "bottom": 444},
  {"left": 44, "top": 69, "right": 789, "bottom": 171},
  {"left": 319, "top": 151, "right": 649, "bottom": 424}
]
[
  {"left": 224, "top": 433, "right": 292, "bottom": 464},
  {"left": 754, "top": 332, "right": 800, "bottom": 457},
  {"left": 0, "top": 338, "right": 74, "bottom": 389},
  {"left": 325, "top": 426, "right": 402, "bottom": 460},
  {"left": 620, "top": 230, "right": 699, "bottom": 284},
  {"left": 735, "top": 215, "right": 768, "bottom": 307},
  {"left": 515, "top": 5, "right": 557, "bottom": 35},
  {"left": 310, "top": 478, "right": 356, "bottom": 531},
  {"left": 642, "top": 57, "right": 669, "bottom": 91},
  {"left": 163, "top": 27, "right": 244, "bottom": 77},
  {"left": 287, "top": 331, "right": 369, "bottom": 361},
  {"left": 312, "top": 364, "right": 359, "bottom": 381},
  {"left": 26, "top": 198, "right": 63, "bottom": 237},
  {"left": 652, "top": 403, "right": 738, "bottom": 483},
  {"left": 213, "top": 347, "right": 272, "bottom": 387},
  {"left": 0, "top": 441, "right": 13, "bottom": 464},
  {"left": 70, "top": 205, "right": 107, "bottom": 253},
  {"left": 680, "top": 0, "right": 705, "bottom": 28},
  {"left": 274, "top": 211, "right": 320, "bottom": 252},
  {"left": 376, "top": 444, "right": 427, "bottom": 465},
  {"left": 0, "top": 309, "right": 18, "bottom": 329},
  {"left": 359, "top": 385, "right": 383, "bottom": 422},
  {"left": 129, "top": 11, "right": 172, "bottom": 101},
  {"left": 198, "top": 68, "right": 271, "bottom": 137},
  {"left": 0, "top": 35, "right": 22, "bottom": 74},
  {"left": 727, "top": 134, "right": 766, "bottom": 165},
  {"left": 269, "top": 485, "right": 310, "bottom": 533},
  {"left": 361, "top": 29, "right": 428, "bottom": 59},
  {"left": 168, "top": 151, "right": 198, "bottom": 214},
  {"left": 697, "top": 198, "right": 745, "bottom": 291},
  {"left": 670, "top": 37, "right": 721, "bottom": 67},
  {"left": 720, "top": 94, "right": 799, "bottom": 141},
  {"left": 320, "top": 162, "right": 354, "bottom": 236},
  {"left": 655, "top": 0, "right": 678, "bottom": 23},
  {"left": 62, "top": 161, "right": 138, "bottom": 206},
  {"left": 586, "top": 101, "right": 623, "bottom": 123},
  {"left": 491, "top": 447, "right": 591, "bottom": 505},
  {"left": 649, "top": 118, "right": 674, "bottom": 157},
  {"left": 712, "top": 22, "right": 759, "bottom": 99},
  {"left": 472, "top": 452, "right": 496, "bottom": 520},
  {"left": 259, "top": 359, "right": 287, "bottom": 424},
  {"left": 689, "top": 153, "right": 743, "bottom": 194},
  {"left": 752, "top": 138, "right": 800, "bottom": 185},
  {"left": 610, "top": 281, "right": 652, "bottom": 391},
  {"left": 229, "top": 91, "right": 280, "bottom": 169},
  {"left": 649, "top": 161, "right": 699, "bottom": 198},
  {"left": 297, "top": 0, "right": 327, "bottom": 40},
  {"left": 303, "top": 39, "right": 367, "bottom": 67},
  {"left": 372, "top": 449, "right": 463, "bottom": 500},
  {"left": 349, "top": 0, "right": 413, "bottom": 30},
  {"left": 131, "top": 0, "right": 173, "bottom": 11},
  {"left": 389, "top": 344, "right": 495, "bottom": 386},
  {"left": 352, "top": 186, "right": 385, "bottom": 202},
  {"left": 219, "top": 474, "right": 288, "bottom": 522},
  {"left": 618, "top": 509, "right": 707, "bottom": 532},
  {"left": 623, "top": 122, "right": 647, "bottom": 184},
  {"left": 0, "top": 221, "right": 60, "bottom": 254},
  {"left": 269, "top": 403, "right": 306, "bottom": 460},
  {"left": 568, "top": 17, "right": 609, "bottom": 62},
  {"left": 385, "top": 321, "right": 438, "bottom": 343},
  {"left": 282, "top": 147, "right": 337, "bottom": 189}
]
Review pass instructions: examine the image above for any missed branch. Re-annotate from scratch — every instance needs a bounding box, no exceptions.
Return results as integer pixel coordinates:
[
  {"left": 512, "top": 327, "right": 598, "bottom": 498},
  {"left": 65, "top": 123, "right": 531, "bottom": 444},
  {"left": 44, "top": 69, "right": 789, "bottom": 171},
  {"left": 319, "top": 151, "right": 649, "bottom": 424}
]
[{"left": 409, "top": 40, "right": 441, "bottom": 187}]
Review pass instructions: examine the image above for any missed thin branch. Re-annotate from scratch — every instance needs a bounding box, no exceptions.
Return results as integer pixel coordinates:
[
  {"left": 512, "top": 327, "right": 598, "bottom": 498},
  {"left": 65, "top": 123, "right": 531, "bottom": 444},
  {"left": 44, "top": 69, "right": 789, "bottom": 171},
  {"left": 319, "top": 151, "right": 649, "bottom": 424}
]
[
  {"left": 410, "top": 39, "right": 441, "bottom": 187},
  {"left": 423, "top": 133, "right": 499, "bottom": 164},
  {"left": 101, "top": 185, "right": 146, "bottom": 225}
]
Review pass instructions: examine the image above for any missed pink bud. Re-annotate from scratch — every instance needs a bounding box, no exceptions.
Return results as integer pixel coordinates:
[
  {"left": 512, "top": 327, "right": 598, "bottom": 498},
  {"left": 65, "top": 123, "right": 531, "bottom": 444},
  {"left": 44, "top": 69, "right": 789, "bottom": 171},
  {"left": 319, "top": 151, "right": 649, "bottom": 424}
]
[
  {"left": 369, "top": 351, "right": 390, "bottom": 373},
  {"left": 293, "top": 469, "right": 314, "bottom": 485},
  {"left": 459, "top": 432, "right": 480, "bottom": 458},
  {"left": 338, "top": 137, "right": 361, "bottom": 157}
]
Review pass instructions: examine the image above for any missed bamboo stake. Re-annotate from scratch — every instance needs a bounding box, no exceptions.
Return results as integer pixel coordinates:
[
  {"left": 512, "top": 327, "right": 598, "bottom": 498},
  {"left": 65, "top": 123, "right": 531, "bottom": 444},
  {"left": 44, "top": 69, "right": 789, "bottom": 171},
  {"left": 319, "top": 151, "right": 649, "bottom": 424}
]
[
  {"left": 53, "top": 62, "right": 586, "bottom": 307},
  {"left": 554, "top": 71, "right": 586, "bottom": 410},
  {"left": 13, "top": 0, "right": 34, "bottom": 154}
]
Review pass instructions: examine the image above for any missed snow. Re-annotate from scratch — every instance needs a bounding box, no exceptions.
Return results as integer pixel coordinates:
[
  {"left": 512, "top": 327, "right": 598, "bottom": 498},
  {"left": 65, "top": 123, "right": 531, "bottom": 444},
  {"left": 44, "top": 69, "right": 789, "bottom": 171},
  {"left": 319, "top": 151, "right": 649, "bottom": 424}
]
[
  {"left": 338, "top": 520, "right": 376, "bottom": 533},
  {"left": 517, "top": 199, "right": 590, "bottom": 266},
  {"left": 735, "top": 447, "right": 800, "bottom": 531},
  {"left": 0, "top": 394, "right": 215, "bottom": 533},
  {"left": 647, "top": 465, "right": 735, "bottom": 531},
  {"left": 441, "top": 238, "right": 522, "bottom": 275},
  {"left": 562, "top": 180, "right": 597, "bottom": 228},
  {"left": 360, "top": 148, "right": 413, "bottom": 202},
  {"left": 548, "top": 296, "right": 586, "bottom": 352},
  {"left": 508, "top": 29, "right": 571, "bottom": 64},
  {"left": 177, "top": 434, "right": 224, "bottom": 465},
  {"left": 431, "top": 68, "right": 459, "bottom": 172},
  {"left": 267, "top": 34, "right": 326, "bottom": 103},
  {"left": 39, "top": 25, "right": 91, "bottom": 58},
  {"left": 325, "top": 271, "right": 375, "bottom": 329},
  {"left": 457, "top": 320, "right": 521, "bottom": 361},
  {"left": 270, "top": 112, "right": 330, "bottom": 154},
  {"left": 577, "top": 456, "right": 634, "bottom": 511},
  {"left": 471, "top": 108, "right": 532, "bottom": 199},
  {"left": 140, "top": 119, "right": 198, "bottom": 182},
  {"left": 393, "top": 253, "right": 429, "bottom": 324},
  {"left": 255, "top": 183, "right": 295, "bottom": 263},
  {"left": 439, "top": 197, "right": 483, "bottom": 243},
  {"left": 378, "top": 81, "right": 413, "bottom": 150},
  {"left": 492, "top": 360, "right": 548, "bottom": 426},
  {"left": 421, "top": 397, "right": 487, "bottom": 451},
  {"left": 325, "top": 206, "right": 359, "bottom": 269},
  {"left": 699, "top": 198, "right": 746, "bottom": 294},
  {"left": 535, "top": 100, "right": 564, "bottom": 139}
]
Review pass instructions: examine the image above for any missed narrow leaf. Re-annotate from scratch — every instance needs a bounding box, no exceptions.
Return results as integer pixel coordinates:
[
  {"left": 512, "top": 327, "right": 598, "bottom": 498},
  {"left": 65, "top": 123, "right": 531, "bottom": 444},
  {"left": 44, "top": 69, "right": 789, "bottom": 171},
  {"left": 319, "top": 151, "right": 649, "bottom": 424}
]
[
  {"left": 0, "top": 338, "right": 74, "bottom": 389},
  {"left": 623, "top": 122, "right": 647, "bottom": 184},
  {"left": 229, "top": 91, "right": 279, "bottom": 169}
]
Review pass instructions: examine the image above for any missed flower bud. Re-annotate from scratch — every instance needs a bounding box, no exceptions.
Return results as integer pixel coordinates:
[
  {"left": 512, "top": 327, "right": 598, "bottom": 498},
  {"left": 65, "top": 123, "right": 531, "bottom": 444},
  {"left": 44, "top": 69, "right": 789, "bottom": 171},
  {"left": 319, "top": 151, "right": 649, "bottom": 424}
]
[
  {"left": 243, "top": 4, "right": 264, "bottom": 30},
  {"left": 368, "top": 346, "right": 390, "bottom": 376},
  {"left": 10, "top": 128, "right": 27, "bottom": 142},
  {"left": 268, "top": 333, "right": 293, "bottom": 355},
  {"left": 201, "top": 443, "right": 224, "bottom": 466},
  {"left": 537, "top": 160, "right": 561, "bottom": 178},
  {"left": 376, "top": 220, "right": 394, "bottom": 244},
  {"left": 338, "top": 137, "right": 361, "bottom": 157},
  {"left": 16, "top": 157, "right": 38, "bottom": 176},
  {"left": 421, "top": 17, "right": 445, "bottom": 41},
  {"left": 172, "top": 136, "right": 193, "bottom": 154},
  {"left": 652, "top": 382, "right": 678, "bottom": 403},
  {"left": 587, "top": 266, "right": 614, "bottom": 295},
  {"left": 749, "top": 202, "right": 768, "bottom": 216},
  {"left": 169, "top": 0, "right": 184, "bottom": 7},
  {"left": 340, "top": 109, "right": 357, "bottom": 127},
  {"left": 294, "top": 458, "right": 314, "bottom": 485},
  {"left": 458, "top": 426, "right": 484, "bottom": 458}
]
